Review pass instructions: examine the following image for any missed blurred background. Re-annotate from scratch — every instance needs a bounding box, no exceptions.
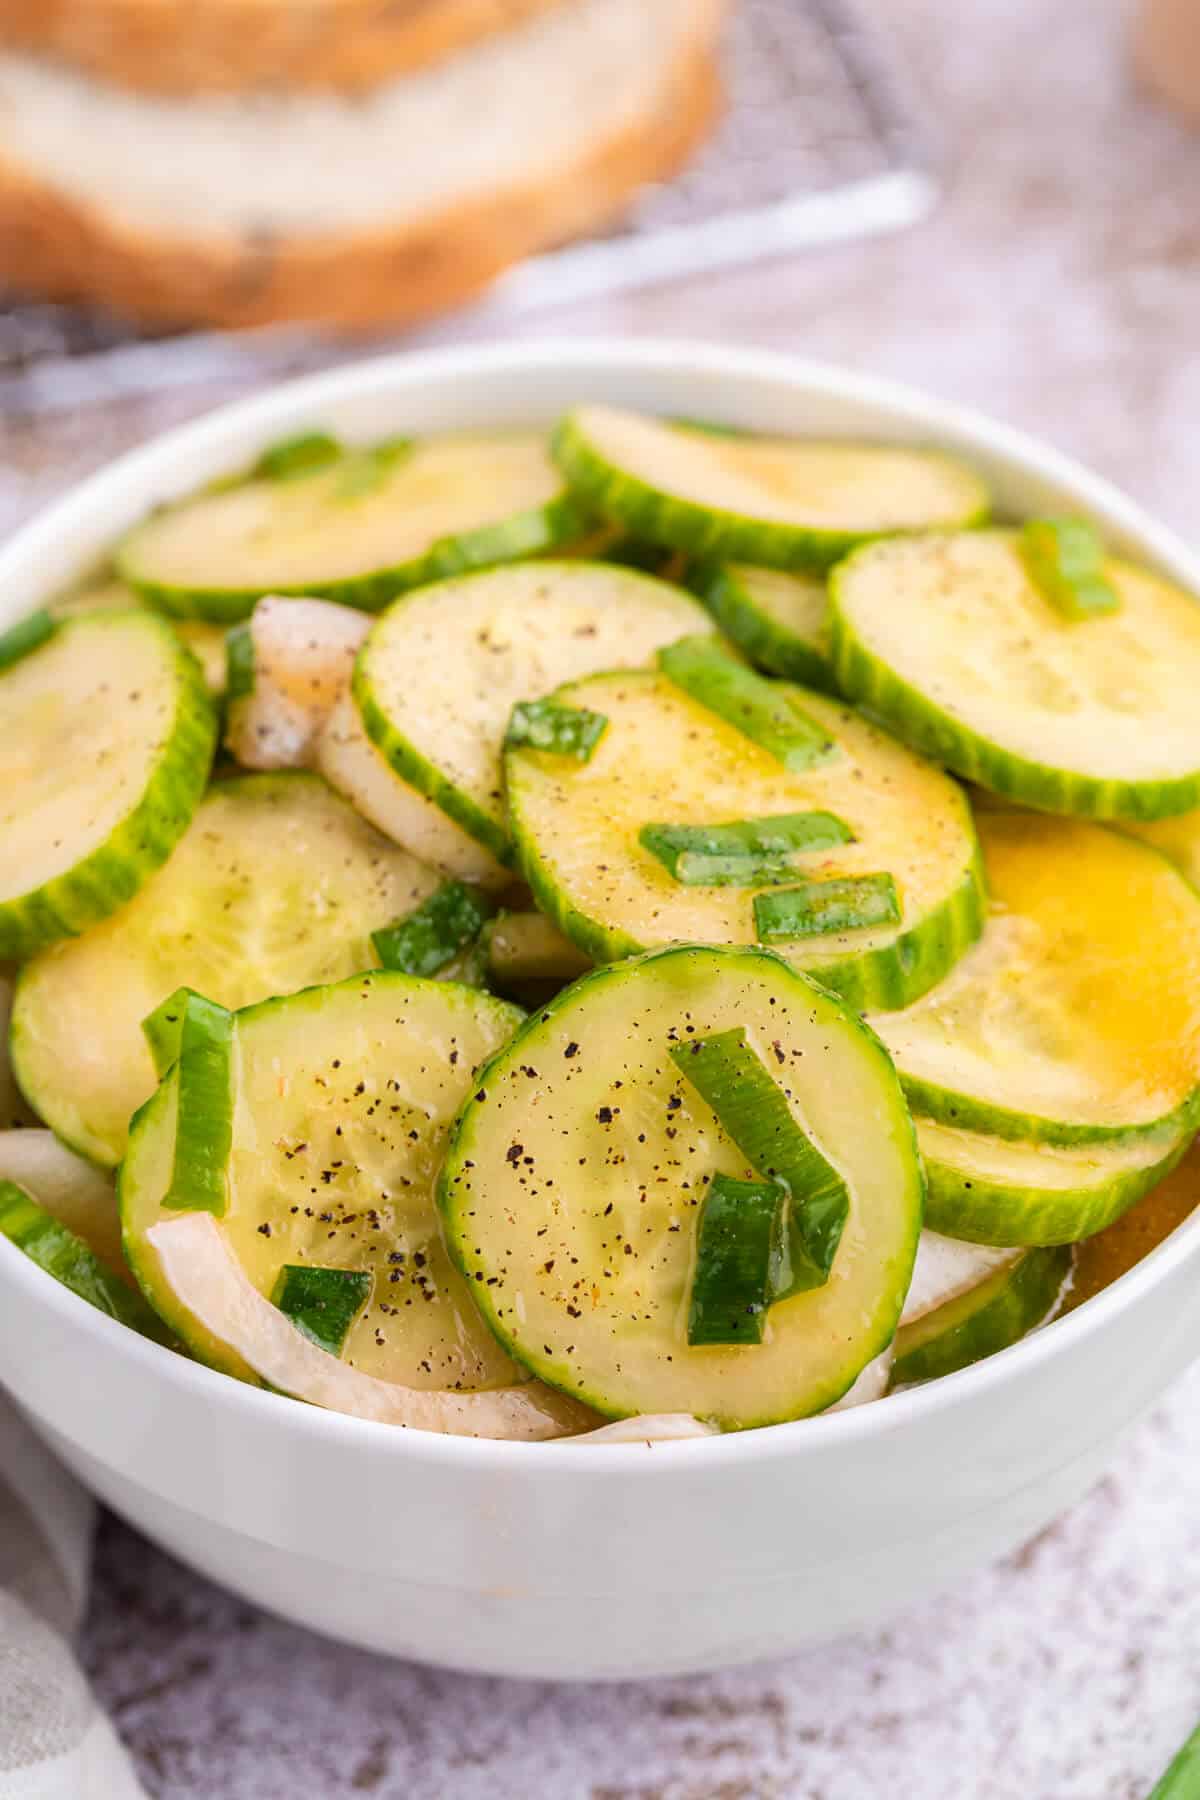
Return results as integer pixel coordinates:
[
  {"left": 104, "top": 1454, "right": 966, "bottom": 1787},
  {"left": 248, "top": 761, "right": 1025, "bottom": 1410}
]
[{"left": 3, "top": 2, "right": 1200, "bottom": 1794}]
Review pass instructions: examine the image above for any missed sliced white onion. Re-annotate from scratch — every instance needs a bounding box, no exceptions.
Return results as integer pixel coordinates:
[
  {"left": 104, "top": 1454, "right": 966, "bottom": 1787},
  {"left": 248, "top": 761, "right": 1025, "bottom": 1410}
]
[
  {"left": 824, "top": 1347, "right": 894, "bottom": 1411},
  {"left": 0, "top": 1128, "right": 125, "bottom": 1274},
  {"left": 901, "top": 1230, "right": 1019, "bottom": 1326},
  {"left": 567, "top": 1413, "right": 719, "bottom": 1444},
  {"left": 226, "top": 594, "right": 369, "bottom": 771}
]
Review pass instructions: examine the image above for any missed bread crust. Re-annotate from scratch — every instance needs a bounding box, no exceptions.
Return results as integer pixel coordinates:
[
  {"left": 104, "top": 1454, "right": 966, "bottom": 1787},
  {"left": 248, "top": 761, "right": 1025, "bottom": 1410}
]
[
  {"left": 0, "top": 42, "right": 722, "bottom": 329},
  {"left": 0, "top": 0, "right": 566, "bottom": 95}
]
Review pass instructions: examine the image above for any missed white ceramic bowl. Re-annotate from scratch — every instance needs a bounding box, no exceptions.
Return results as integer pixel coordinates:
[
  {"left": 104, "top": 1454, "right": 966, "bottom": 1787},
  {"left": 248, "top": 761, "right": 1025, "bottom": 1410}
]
[{"left": 3, "top": 340, "right": 1199, "bottom": 1681}]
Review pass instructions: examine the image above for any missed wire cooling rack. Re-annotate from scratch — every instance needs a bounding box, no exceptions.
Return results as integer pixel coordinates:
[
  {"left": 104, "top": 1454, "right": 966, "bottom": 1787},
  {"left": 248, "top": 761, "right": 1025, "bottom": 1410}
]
[{"left": 0, "top": 0, "right": 936, "bottom": 422}]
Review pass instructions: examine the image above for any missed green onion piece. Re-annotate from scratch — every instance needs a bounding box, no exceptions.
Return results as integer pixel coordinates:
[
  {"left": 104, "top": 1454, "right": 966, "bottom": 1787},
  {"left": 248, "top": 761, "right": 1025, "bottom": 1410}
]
[
  {"left": 161, "top": 993, "right": 235, "bottom": 1217},
  {"left": 658, "top": 637, "right": 836, "bottom": 772},
  {"left": 253, "top": 431, "right": 342, "bottom": 481},
  {"left": 0, "top": 609, "right": 55, "bottom": 673},
  {"left": 0, "top": 1179, "right": 171, "bottom": 1341},
  {"left": 667, "top": 416, "right": 749, "bottom": 438},
  {"left": 141, "top": 985, "right": 209, "bottom": 1078},
  {"left": 688, "top": 1175, "right": 789, "bottom": 1347},
  {"left": 1020, "top": 517, "right": 1121, "bottom": 621},
  {"left": 640, "top": 812, "right": 852, "bottom": 886},
  {"left": 754, "top": 872, "right": 900, "bottom": 942},
  {"left": 372, "top": 881, "right": 495, "bottom": 978},
  {"left": 271, "top": 1263, "right": 372, "bottom": 1356},
  {"left": 334, "top": 436, "right": 413, "bottom": 500},
  {"left": 1148, "top": 1721, "right": 1200, "bottom": 1799},
  {"left": 505, "top": 698, "right": 609, "bottom": 762},
  {"left": 671, "top": 1026, "right": 849, "bottom": 1285},
  {"left": 224, "top": 625, "right": 255, "bottom": 704}
]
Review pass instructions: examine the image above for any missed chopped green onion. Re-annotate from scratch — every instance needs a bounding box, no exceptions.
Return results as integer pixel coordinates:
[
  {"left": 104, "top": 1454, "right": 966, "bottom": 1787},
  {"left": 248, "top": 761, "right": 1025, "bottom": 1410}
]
[
  {"left": 253, "top": 431, "right": 343, "bottom": 481},
  {"left": 754, "top": 872, "right": 900, "bottom": 942},
  {"left": 688, "top": 1176, "right": 789, "bottom": 1346},
  {"left": 506, "top": 698, "right": 609, "bottom": 762},
  {"left": 334, "top": 436, "right": 413, "bottom": 500},
  {"left": 1020, "top": 517, "right": 1120, "bottom": 621},
  {"left": 658, "top": 636, "right": 836, "bottom": 772},
  {"left": 0, "top": 609, "right": 55, "bottom": 673},
  {"left": 1148, "top": 1720, "right": 1200, "bottom": 1799},
  {"left": 161, "top": 993, "right": 235, "bottom": 1217},
  {"left": 224, "top": 625, "right": 255, "bottom": 704},
  {"left": 372, "top": 881, "right": 495, "bottom": 978},
  {"left": 272, "top": 1263, "right": 372, "bottom": 1356},
  {"left": 640, "top": 812, "right": 852, "bottom": 886},
  {"left": 671, "top": 1026, "right": 849, "bottom": 1285}
]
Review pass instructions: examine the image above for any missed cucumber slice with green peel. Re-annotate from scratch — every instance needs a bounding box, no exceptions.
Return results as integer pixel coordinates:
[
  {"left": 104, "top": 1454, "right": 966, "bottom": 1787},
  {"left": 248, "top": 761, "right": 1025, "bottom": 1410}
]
[
  {"left": 117, "top": 432, "right": 588, "bottom": 622},
  {"left": 352, "top": 561, "right": 717, "bottom": 864},
  {"left": 252, "top": 431, "right": 343, "bottom": 481},
  {"left": 371, "top": 880, "right": 494, "bottom": 978},
  {"left": 438, "top": 944, "right": 924, "bottom": 1429},
  {"left": 483, "top": 912, "right": 591, "bottom": 988},
  {"left": 318, "top": 693, "right": 510, "bottom": 891},
  {"left": 507, "top": 671, "right": 984, "bottom": 1013},
  {"left": 692, "top": 563, "right": 837, "bottom": 692},
  {"left": 0, "top": 1179, "right": 171, "bottom": 1342},
  {"left": 658, "top": 636, "right": 837, "bottom": 772},
  {"left": 552, "top": 406, "right": 989, "bottom": 571},
  {"left": 640, "top": 811, "right": 852, "bottom": 887},
  {"left": 50, "top": 578, "right": 228, "bottom": 694},
  {"left": 0, "top": 1129, "right": 124, "bottom": 1274},
  {"left": 224, "top": 595, "right": 368, "bottom": 771},
  {"left": 872, "top": 810, "right": 1200, "bottom": 1146},
  {"left": 891, "top": 1237, "right": 1071, "bottom": 1388},
  {"left": 121, "top": 971, "right": 546, "bottom": 1401},
  {"left": 11, "top": 773, "right": 444, "bottom": 1167},
  {"left": 830, "top": 530, "right": 1200, "bottom": 819},
  {"left": 0, "top": 610, "right": 216, "bottom": 961},
  {"left": 916, "top": 1115, "right": 1193, "bottom": 1246}
]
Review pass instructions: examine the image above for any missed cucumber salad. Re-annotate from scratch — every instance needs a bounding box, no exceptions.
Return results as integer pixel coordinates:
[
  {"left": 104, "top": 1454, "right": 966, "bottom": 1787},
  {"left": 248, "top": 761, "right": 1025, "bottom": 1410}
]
[{"left": 3, "top": 405, "right": 1200, "bottom": 1441}]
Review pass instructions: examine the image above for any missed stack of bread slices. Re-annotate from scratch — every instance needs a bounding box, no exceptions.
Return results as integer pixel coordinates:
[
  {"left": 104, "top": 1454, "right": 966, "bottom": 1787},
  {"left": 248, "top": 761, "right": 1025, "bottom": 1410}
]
[{"left": 0, "top": 0, "right": 727, "bottom": 329}]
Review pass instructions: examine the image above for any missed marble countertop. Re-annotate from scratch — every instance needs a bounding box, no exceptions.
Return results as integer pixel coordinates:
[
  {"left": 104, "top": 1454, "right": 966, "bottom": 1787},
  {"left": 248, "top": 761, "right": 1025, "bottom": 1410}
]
[{"left": 13, "top": 0, "right": 1200, "bottom": 1791}]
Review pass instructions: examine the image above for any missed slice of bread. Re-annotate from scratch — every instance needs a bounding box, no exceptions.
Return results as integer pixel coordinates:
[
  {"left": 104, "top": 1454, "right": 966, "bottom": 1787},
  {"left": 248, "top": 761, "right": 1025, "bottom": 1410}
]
[
  {"left": 0, "top": 0, "right": 725, "bottom": 330},
  {"left": 0, "top": 0, "right": 565, "bottom": 95}
]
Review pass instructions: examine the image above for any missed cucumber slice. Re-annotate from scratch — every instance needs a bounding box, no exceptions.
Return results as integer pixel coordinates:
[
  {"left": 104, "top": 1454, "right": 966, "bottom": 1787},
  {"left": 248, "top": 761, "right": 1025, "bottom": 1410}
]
[
  {"left": 831, "top": 530, "right": 1200, "bottom": 819},
  {"left": 507, "top": 671, "right": 984, "bottom": 1012},
  {"left": 0, "top": 1129, "right": 124, "bottom": 1273},
  {"left": 552, "top": 406, "right": 989, "bottom": 570},
  {"left": 483, "top": 912, "right": 591, "bottom": 988},
  {"left": 0, "top": 1178, "right": 171, "bottom": 1343},
  {"left": 891, "top": 1236, "right": 1071, "bottom": 1387},
  {"left": 0, "top": 610, "right": 216, "bottom": 960},
  {"left": 118, "top": 432, "right": 588, "bottom": 622},
  {"left": 318, "top": 693, "right": 510, "bottom": 890},
  {"left": 224, "top": 595, "right": 368, "bottom": 770},
  {"left": 51, "top": 576, "right": 228, "bottom": 695},
  {"left": 120, "top": 971, "right": 542, "bottom": 1401},
  {"left": 872, "top": 810, "right": 1200, "bottom": 1145},
  {"left": 916, "top": 1116, "right": 1192, "bottom": 1246},
  {"left": 352, "top": 561, "right": 716, "bottom": 864},
  {"left": 0, "top": 971, "right": 35, "bottom": 1130},
  {"left": 11, "top": 773, "right": 444, "bottom": 1167},
  {"left": 144, "top": 1212, "right": 592, "bottom": 1439},
  {"left": 1066, "top": 1140, "right": 1200, "bottom": 1315},
  {"left": 438, "top": 944, "right": 924, "bottom": 1429},
  {"left": 1123, "top": 807, "right": 1200, "bottom": 895},
  {"left": 692, "top": 563, "right": 838, "bottom": 692}
]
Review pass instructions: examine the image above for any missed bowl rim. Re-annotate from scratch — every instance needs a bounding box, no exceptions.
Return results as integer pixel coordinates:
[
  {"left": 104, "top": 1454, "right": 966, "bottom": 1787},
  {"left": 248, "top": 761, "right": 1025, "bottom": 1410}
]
[{"left": 3, "top": 333, "right": 1199, "bottom": 1473}]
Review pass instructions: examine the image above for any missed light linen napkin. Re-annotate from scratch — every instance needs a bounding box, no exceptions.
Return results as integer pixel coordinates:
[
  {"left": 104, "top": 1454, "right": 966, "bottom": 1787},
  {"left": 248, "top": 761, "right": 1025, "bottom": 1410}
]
[{"left": 0, "top": 1402, "right": 146, "bottom": 1799}]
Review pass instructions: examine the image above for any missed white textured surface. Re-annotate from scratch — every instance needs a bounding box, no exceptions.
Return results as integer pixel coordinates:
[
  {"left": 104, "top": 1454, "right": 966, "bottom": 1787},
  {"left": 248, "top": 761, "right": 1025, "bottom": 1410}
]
[{"left": 4, "top": 0, "right": 1194, "bottom": 1789}]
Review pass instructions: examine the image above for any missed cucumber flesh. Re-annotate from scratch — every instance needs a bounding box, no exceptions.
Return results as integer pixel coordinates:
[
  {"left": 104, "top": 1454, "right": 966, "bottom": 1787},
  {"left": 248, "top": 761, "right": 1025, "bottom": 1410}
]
[
  {"left": 51, "top": 577, "right": 228, "bottom": 695},
  {"left": 831, "top": 531, "right": 1200, "bottom": 819},
  {"left": 872, "top": 809, "right": 1200, "bottom": 1145},
  {"left": 483, "top": 912, "right": 590, "bottom": 988},
  {"left": 507, "top": 670, "right": 984, "bottom": 1012},
  {"left": 916, "top": 1115, "right": 1192, "bottom": 1246},
  {"left": 224, "top": 596, "right": 368, "bottom": 771},
  {"left": 0, "top": 1179, "right": 169, "bottom": 1341},
  {"left": 11, "top": 773, "right": 444, "bottom": 1167},
  {"left": 120, "top": 972, "right": 543, "bottom": 1399},
  {"left": 118, "top": 432, "right": 587, "bottom": 621},
  {"left": 0, "top": 610, "right": 216, "bottom": 960},
  {"left": 693, "top": 563, "right": 838, "bottom": 692},
  {"left": 318, "top": 693, "right": 510, "bottom": 890},
  {"left": 552, "top": 406, "right": 989, "bottom": 570},
  {"left": 439, "top": 944, "right": 923, "bottom": 1429},
  {"left": 146, "top": 1213, "right": 593, "bottom": 1439},
  {"left": 0, "top": 1129, "right": 124, "bottom": 1274},
  {"left": 352, "top": 561, "right": 716, "bottom": 863},
  {"left": 891, "top": 1237, "right": 1071, "bottom": 1387}
]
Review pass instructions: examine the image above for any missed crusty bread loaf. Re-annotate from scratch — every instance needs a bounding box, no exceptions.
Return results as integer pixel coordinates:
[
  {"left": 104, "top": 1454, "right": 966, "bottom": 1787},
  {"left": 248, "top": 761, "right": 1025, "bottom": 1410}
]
[
  {"left": 0, "top": 0, "right": 564, "bottom": 95},
  {"left": 0, "top": 0, "right": 725, "bottom": 330}
]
